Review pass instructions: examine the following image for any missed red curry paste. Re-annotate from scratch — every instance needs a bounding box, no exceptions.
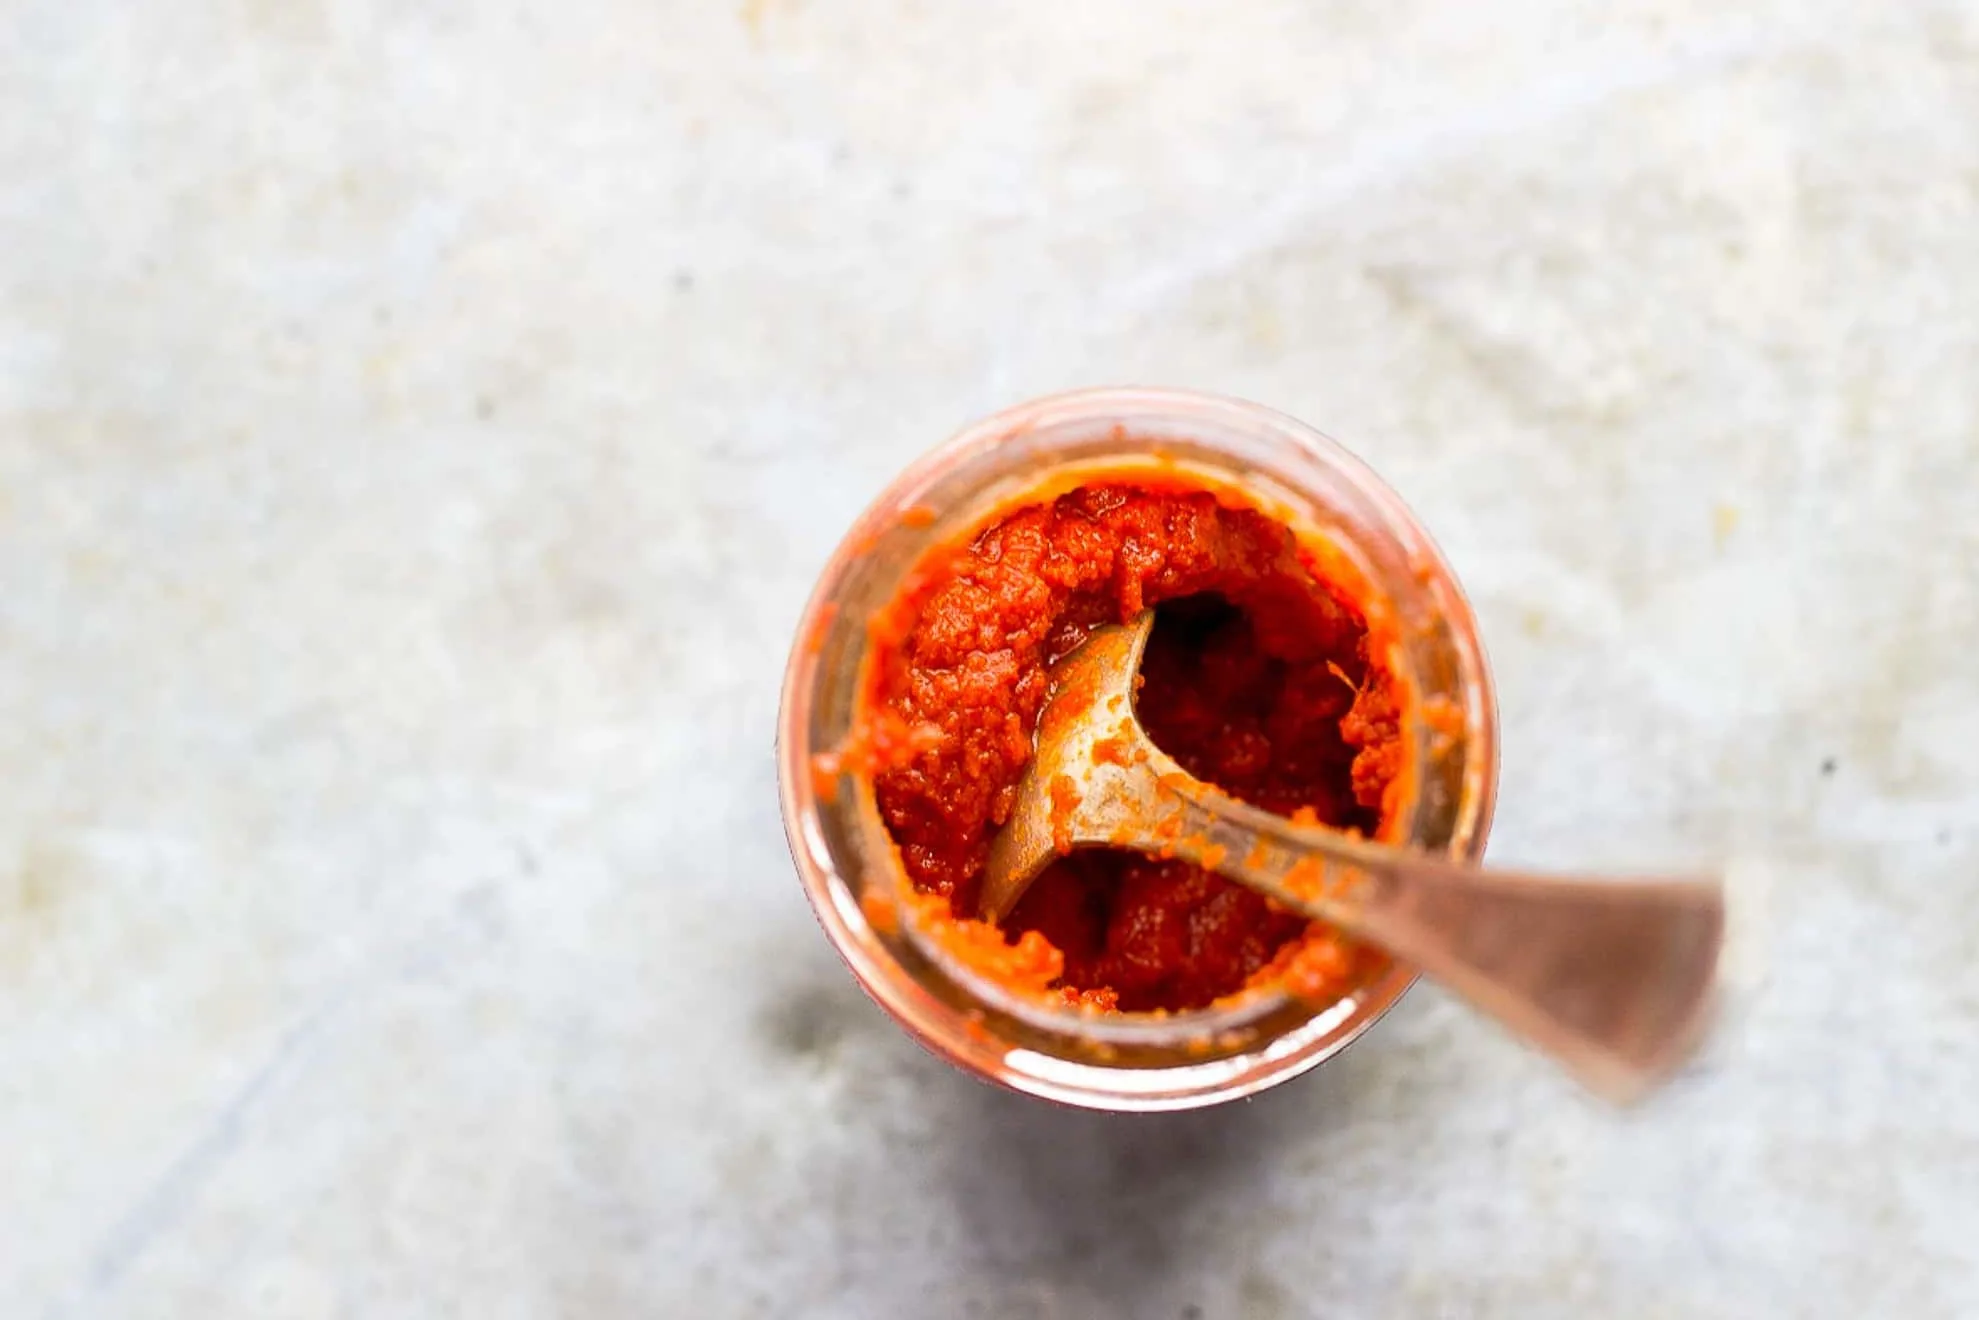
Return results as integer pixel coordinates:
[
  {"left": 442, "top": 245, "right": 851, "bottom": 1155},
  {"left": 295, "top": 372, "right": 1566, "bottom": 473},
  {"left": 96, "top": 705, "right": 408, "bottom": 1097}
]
[{"left": 857, "top": 481, "right": 1404, "bottom": 1013}]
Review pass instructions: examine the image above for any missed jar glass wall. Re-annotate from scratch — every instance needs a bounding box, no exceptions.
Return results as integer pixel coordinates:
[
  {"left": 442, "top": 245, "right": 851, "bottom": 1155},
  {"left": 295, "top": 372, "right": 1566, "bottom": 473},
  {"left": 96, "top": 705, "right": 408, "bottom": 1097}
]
[{"left": 777, "top": 388, "right": 1499, "bottom": 1112}]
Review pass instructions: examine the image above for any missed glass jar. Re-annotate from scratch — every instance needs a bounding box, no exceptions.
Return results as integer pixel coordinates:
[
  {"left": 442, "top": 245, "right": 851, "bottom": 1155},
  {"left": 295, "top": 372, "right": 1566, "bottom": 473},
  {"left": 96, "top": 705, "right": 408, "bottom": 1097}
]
[{"left": 777, "top": 387, "right": 1498, "bottom": 1112}]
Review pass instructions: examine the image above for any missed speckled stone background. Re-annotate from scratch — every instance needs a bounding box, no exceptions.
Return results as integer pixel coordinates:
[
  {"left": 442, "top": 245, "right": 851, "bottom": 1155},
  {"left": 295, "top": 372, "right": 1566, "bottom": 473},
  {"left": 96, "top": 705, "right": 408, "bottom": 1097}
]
[{"left": 3, "top": 2, "right": 1977, "bottom": 1317}]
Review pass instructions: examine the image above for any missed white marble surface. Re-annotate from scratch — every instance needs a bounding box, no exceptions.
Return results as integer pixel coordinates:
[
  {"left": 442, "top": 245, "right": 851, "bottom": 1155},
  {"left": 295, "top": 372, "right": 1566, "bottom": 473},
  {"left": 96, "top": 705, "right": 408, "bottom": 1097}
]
[{"left": 4, "top": 1, "right": 1977, "bottom": 1316}]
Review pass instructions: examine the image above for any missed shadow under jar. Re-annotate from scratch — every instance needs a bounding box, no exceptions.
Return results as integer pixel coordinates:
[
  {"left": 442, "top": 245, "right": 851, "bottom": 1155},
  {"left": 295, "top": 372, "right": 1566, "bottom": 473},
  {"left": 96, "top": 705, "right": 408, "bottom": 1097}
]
[{"left": 778, "top": 388, "right": 1499, "bottom": 1112}]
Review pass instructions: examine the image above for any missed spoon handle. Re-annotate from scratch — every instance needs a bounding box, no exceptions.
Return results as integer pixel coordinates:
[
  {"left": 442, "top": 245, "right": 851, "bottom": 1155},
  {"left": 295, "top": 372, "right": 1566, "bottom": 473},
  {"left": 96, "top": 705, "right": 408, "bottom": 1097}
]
[{"left": 1150, "top": 775, "right": 1724, "bottom": 1102}]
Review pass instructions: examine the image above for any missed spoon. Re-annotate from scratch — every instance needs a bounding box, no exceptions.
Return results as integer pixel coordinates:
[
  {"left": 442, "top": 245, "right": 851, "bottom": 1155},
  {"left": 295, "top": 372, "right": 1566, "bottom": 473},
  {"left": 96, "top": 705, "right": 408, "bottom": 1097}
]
[{"left": 980, "top": 611, "right": 1724, "bottom": 1101}]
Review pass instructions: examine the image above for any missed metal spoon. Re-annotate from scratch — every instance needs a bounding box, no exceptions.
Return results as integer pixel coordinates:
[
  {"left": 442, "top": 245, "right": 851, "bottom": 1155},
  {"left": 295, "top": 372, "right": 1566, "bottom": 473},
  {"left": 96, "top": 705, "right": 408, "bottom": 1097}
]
[{"left": 980, "top": 611, "right": 1724, "bottom": 1101}]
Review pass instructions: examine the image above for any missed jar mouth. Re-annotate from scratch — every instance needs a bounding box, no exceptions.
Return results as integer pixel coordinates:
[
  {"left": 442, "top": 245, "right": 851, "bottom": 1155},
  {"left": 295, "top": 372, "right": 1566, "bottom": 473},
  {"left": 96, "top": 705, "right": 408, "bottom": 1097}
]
[{"left": 779, "top": 387, "right": 1499, "bottom": 1107}]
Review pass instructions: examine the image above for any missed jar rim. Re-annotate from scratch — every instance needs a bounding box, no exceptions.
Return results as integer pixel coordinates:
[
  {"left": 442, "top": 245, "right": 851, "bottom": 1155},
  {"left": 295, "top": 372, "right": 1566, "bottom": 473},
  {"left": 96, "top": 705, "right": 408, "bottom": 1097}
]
[{"left": 778, "top": 386, "right": 1499, "bottom": 1110}]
